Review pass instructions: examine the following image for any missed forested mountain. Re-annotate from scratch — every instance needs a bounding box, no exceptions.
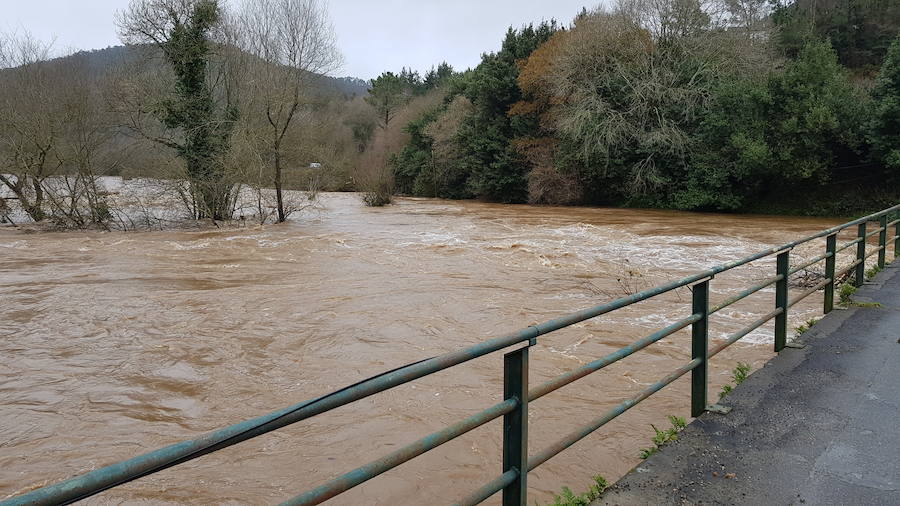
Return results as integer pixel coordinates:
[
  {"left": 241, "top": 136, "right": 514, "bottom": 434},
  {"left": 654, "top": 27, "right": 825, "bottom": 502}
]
[{"left": 45, "top": 45, "right": 369, "bottom": 98}]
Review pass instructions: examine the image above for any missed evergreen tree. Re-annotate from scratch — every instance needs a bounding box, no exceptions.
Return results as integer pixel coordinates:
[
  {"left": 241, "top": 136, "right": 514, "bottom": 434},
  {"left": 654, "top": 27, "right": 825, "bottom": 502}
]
[
  {"left": 424, "top": 62, "right": 454, "bottom": 90},
  {"left": 366, "top": 72, "right": 407, "bottom": 129},
  {"left": 771, "top": 0, "right": 900, "bottom": 71},
  {"left": 694, "top": 41, "right": 867, "bottom": 209},
  {"left": 456, "top": 22, "right": 558, "bottom": 202},
  {"left": 870, "top": 36, "right": 900, "bottom": 172}
]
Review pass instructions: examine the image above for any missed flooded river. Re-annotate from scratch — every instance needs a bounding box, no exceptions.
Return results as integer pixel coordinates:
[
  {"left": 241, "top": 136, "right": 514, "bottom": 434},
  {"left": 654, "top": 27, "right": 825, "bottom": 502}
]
[{"left": 0, "top": 193, "right": 848, "bottom": 504}]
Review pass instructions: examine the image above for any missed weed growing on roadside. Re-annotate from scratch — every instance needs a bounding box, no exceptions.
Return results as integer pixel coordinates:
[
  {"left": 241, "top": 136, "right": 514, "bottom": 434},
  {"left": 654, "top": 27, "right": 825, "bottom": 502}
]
[
  {"left": 546, "top": 475, "right": 609, "bottom": 506},
  {"left": 866, "top": 265, "right": 884, "bottom": 280},
  {"left": 795, "top": 318, "right": 819, "bottom": 336},
  {"left": 839, "top": 283, "right": 857, "bottom": 305},
  {"left": 639, "top": 415, "right": 686, "bottom": 459},
  {"left": 839, "top": 282, "right": 884, "bottom": 307},
  {"left": 718, "top": 362, "right": 751, "bottom": 399}
]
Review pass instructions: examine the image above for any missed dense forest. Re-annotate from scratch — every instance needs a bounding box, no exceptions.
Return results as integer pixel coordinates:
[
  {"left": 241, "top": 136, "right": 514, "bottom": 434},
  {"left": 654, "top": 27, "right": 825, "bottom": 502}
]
[{"left": 362, "top": 0, "right": 900, "bottom": 215}]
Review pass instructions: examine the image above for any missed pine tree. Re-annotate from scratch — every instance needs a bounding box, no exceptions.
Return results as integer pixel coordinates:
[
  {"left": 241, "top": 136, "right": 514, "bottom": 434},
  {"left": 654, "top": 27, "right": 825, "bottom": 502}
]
[{"left": 366, "top": 72, "right": 408, "bottom": 129}]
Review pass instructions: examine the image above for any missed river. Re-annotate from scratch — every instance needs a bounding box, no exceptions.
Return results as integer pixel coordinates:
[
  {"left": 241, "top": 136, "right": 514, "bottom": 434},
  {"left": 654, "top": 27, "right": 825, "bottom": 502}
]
[{"left": 0, "top": 192, "right": 848, "bottom": 504}]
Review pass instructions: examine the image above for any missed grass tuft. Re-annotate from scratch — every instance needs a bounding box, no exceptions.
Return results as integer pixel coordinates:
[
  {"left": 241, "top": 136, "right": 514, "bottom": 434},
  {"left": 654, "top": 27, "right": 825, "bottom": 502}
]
[
  {"left": 546, "top": 475, "right": 609, "bottom": 506},
  {"left": 718, "top": 362, "right": 751, "bottom": 400},
  {"left": 639, "top": 415, "right": 686, "bottom": 459},
  {"left": 839, "top": 283, "right": 857, "bottom": 306},
  {"left": 866, "top": 265, "right": 884, "bottom": 281},
  {"left": 795, "top": 318, "right": 819, "bottom": 336}
]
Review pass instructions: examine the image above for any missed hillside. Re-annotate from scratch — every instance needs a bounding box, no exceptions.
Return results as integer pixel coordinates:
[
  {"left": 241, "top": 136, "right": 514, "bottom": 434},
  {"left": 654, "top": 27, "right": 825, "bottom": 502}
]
[{"left": 52, "top": 45, "right": 369, "bottom": 98}]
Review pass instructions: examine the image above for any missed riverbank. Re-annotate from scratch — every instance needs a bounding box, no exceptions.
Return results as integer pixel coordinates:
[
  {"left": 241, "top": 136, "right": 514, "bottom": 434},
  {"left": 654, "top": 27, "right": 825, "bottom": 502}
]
[{"left": 389, "top": 181, "right": 900, "bottom": 221}]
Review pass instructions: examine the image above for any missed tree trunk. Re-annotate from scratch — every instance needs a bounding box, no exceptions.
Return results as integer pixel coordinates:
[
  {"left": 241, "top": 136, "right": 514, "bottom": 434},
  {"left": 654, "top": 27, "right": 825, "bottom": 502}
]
[
  {"left": 30, "top": 178, "right": 45, "bottom": 221},
  {"left": 274, "top": 149, "right": 286, "bottom": 223},
  {"left": 2, "top": 176, "right": 47, "bottom": 222}
]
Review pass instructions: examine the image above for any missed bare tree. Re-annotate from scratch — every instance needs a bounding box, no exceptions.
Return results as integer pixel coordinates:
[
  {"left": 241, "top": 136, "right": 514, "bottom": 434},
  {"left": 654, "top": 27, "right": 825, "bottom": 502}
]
[
  {"left": 0, "top": 32, "right": 61, "bottom": 222},
  {"left": 354, "top": 89, "right": 444, "bottom": 206},
  {"left": 235, "top": 0, "right": 342, "bottom": 223},
  {"left": 617, "top": 0, "right": 727, "bottom": 41},
  {"left": 0, "top": 31, "right": 121, "bottom": 228},
  {"left": 724, "top": 0, "right": 770, "bottom": 37},
  {"left": 41, "top": 63, "right": 121, "bottom": 229}
]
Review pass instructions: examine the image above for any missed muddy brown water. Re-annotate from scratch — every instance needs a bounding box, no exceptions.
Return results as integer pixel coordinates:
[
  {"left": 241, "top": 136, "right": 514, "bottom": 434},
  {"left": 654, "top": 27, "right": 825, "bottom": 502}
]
[{"left": 0, "top": 193, "right": 853, "bottom": 504}]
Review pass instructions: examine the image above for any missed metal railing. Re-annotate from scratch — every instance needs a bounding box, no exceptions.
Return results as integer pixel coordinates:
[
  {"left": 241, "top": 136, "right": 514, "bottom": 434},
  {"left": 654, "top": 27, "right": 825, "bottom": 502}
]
[{"left": 6, "top": 205, "right": 900, "bottom": 506}]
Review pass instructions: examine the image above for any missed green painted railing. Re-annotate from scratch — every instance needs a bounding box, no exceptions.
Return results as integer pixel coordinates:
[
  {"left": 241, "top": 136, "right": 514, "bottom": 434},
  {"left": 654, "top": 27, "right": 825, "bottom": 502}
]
[{"left": 5, "top": 205, "right": 900, "bottom": 506}]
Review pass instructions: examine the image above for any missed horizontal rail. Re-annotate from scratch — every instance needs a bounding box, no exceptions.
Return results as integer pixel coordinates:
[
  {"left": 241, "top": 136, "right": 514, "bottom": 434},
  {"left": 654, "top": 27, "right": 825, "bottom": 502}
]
[
  {"left": 282, "top": 399, "right": 518, "bottom": 506},
  {"left": 710, "top": 275, "right": 781, "bottom": 314},
  {"left": 835, "top": 259, "right": 863, "bottom": 280},
  {"left": 865, "top": 227, "right": 886, "bottom": 239},
  {"left": 788, "top": 278, "right": 832, "bottom": 309},
  {"left": 866, "top": 245, "right": 885, "bottom": 259},
  {"left": 836, "top": 237, "right": 864, "bottom": 253},
  {"left": 773, "top": 207, "right": 900, "bottom": 246},
  {"left": 708, "top": 308, "right": 783, "bottom": 359},
  {"left": 789, "top": 252, "right": 833, "bottom": 276},
  {"left": 526, "top": 358, "right": 703, "bottom": 473},
  {"left": 454, "top": 470, "right": 518, "bottom": 506},
  {"left": 528, "top": 314, "right": 700, "bottom": 402}
]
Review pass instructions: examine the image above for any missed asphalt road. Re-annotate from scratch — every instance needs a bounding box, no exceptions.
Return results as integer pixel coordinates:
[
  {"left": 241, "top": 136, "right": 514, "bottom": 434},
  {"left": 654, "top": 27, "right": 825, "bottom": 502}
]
[{"left": 596, "top": 263, "right": 900, "bottom": 506}]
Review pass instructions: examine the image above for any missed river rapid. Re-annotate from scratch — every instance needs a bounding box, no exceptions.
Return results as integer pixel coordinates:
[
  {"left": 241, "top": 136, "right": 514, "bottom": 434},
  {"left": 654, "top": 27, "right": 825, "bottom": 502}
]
[{"left": 0, "top": 192, "right": 846, "bottom": 504}]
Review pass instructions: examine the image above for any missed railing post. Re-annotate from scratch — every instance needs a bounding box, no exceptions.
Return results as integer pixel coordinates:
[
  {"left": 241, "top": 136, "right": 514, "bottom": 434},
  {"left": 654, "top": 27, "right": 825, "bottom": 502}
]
[
  {"left": 825, "top": 234, "right": 837, "bottom": 314},
  {"left": 691, "top": 279, "right": 710, "bottom": 418},
  {"left": 895, "top": 215, "right": 900, "bottom": 260},
  {"left": 879, "top": 215, "right": 888, "bottom": 269},
  {"left": 775, "top": 250, "right": 789, "bottom": 352},
  {"left": 502, "top": 346, "right": 529, "bottom": 506},
  {"left": 856, "top": 223, "right": 867, "bottom": 287}
]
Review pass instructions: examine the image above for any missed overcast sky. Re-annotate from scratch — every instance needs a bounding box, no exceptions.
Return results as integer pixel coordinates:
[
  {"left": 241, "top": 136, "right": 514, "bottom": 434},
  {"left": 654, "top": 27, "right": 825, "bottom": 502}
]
[{"left": 1, "top": 0, "right": 599, "bottom": 79}]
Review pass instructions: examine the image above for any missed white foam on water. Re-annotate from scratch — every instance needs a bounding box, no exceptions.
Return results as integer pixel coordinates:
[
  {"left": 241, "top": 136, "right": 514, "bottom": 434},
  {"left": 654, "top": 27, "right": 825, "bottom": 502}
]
[
  {"left": 495, "top": 222, "right": 780, "bottom": 277},
  {"left": 258, "top": 239, "right": 290, "bottom": 248},
  {"left": 0, "top": 240, "right": 27, "bottom": 249},
  {"left": 546, "top": 293, "right": 592, "bottom": 300},
  {"left": 632, "top": 313, "right": 681, "bottom": 327},
  {"left": 167, "top": 241, "right": 211, "bottom": 251},
  {"left": 224, "top": 234, "right": 268, "bottom": 242},
  {"left": 396, "top": 231, "right": 468, "bottom": 248}
]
